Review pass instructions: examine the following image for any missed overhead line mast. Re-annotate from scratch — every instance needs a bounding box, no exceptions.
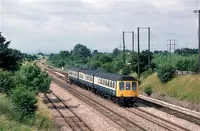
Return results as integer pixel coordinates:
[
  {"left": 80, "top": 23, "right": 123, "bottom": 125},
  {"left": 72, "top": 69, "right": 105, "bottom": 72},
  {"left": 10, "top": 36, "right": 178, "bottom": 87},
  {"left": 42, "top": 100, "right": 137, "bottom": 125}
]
[
  {"left": 167, "top": 39, "right": 178, "bottom": 53},
  {"left": 194, "top": 10, "right": 200, "bottom": 73}
]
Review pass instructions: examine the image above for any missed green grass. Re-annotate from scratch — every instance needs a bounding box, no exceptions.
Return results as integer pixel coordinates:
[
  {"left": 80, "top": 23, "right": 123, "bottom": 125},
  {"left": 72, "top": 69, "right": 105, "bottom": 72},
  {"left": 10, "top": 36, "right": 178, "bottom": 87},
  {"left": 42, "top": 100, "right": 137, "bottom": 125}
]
[
  {"left": 0, "top": 94, "right": 54, "bottom": 130},
  {"left": 0, "top": 116, "right": 33, "bottom": 131},
  {"left": 140, "top": 73, "right": 200, "bottom": 104}
]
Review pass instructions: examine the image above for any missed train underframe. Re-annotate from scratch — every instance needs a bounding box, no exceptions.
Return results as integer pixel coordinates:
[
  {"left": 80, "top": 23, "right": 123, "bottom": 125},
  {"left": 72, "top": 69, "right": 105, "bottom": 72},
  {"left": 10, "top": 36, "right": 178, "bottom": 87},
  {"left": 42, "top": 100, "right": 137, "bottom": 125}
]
[{"left": 113, "top": 97, "right": 137, "bottom": 106}]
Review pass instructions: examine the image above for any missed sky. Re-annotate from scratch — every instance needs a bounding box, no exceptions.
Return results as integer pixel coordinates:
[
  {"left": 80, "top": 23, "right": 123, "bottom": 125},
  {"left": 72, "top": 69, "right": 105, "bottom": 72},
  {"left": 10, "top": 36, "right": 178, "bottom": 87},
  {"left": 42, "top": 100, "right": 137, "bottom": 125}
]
[{"left": 0, "top": 0, "right": 200, "bottom": 53}]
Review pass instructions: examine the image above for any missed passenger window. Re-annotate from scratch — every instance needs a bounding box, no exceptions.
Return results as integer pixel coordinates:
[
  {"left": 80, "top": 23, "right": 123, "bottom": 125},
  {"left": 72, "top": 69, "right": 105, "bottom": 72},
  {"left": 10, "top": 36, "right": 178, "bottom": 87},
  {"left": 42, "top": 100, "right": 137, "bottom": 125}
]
[
  {"left": 126, "top": 82, "right": 130, "bottom": 90},
  {"left": 119, "top": 82, "right": 124, "bottom": 90},
  {"left": 113, "top": 82, "right": 115, "bottom": 88},
  {"left": 132, "top": 82, "right": 136, "bottom": 90}
]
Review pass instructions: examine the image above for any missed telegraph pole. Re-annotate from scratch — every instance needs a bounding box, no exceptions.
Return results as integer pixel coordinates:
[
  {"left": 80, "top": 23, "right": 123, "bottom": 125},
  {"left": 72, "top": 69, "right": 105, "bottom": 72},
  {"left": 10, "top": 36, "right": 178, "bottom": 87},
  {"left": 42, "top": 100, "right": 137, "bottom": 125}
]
[
  {"left": 132, "top": 31, "right": 134, "bottom": 52},
  {"left": 0, "top": 0, "right": 2, "bottom": 31},
  {"left": 173, "top": 40, "right": 178, "bottom": 51},
  {"left": 132, "top": 31, "right": 134, "bottom": 61},
  {"left": 167, "top": 39, "right": 177, "bottom": 53},
  {"left": 137, "top": 27, "right": 140, "bottom": 79},
  {"left": 167, "top": 40, "right": 172, "bottom": 53},
  {"left": 122, "top": 31, "right": 135, "bottom": 66},
  {"left": 122, "top": 31, "right": 126, "bottom": 65},
  {"left": 194, "top": 10, "right": 200, "bottom": 73},
  {"left": 148, "top": 27, "right": 151, "bottom": 70},
  {"left": 137, "top": 27, "right": 151, "bottom": 78}
]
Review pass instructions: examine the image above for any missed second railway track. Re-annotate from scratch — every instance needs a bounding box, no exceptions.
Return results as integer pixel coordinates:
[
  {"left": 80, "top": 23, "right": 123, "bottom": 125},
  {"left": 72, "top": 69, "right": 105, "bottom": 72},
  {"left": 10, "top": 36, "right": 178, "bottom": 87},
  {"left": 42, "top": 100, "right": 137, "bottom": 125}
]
[
  {"left": 125, "top": 108, "right": 190, "bottom": 131},
  {"left": 44, "top": 91, "right": 92, "bottom": 131},
  {"left": 136, "top": 98, "right": 200, "bottom": 126}
]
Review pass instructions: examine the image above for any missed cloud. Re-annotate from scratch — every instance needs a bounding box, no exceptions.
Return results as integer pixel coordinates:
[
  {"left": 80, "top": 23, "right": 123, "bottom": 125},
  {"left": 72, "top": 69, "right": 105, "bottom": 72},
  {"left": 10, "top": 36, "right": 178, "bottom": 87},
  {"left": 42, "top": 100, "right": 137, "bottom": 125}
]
[{"left": 0, "top": 0, "right": 198, "bottom": 53}]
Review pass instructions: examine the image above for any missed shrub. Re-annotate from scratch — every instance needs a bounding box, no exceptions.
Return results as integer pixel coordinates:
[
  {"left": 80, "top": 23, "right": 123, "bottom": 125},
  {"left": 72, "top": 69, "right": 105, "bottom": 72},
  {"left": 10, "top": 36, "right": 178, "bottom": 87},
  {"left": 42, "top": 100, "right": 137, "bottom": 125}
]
[
  {"left": 176, "top": 59, "right": 190, "bottom": 71},
  {"left": 122, "top": 65, "right": 131, "bottom": 75},
  {"left": 0, "top": 69, "right": 14, "bottom": 94},
  {"left": 57, "top": 60, "right": 65, "bottom": 68},
  {"left": 10, "top": 85, "right": 37, "bottom": 115},
  {"left": 157, "top": 65, "right": 175, "bottom": 83},
  {"left": 113, "top": 61, "right": 124, "bottom": 72},
  {"left": 176, "top": 59, "right": 185, "bottom": 71},
  {"left": 15, "top": 62, "right": 51, "bottom": 94},
  {"left": 188, "top": 59, "right": 198, "bottom": 72},
  {"left": 87, "top": 60, "right": 101, "bottom": 70},
  {"left": 144, "top": 85, "right": 153, "bottom": 96},
  {"left": 103, "top": 63, "right": 115, "bottom": 73}
]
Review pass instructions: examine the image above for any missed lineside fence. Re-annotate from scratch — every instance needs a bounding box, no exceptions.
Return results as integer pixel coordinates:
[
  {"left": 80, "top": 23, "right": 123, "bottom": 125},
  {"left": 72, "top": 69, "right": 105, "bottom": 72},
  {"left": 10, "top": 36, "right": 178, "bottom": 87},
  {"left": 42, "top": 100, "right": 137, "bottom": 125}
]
[{"left": 175, "top": 70, "right": 197, "bottom": 75}]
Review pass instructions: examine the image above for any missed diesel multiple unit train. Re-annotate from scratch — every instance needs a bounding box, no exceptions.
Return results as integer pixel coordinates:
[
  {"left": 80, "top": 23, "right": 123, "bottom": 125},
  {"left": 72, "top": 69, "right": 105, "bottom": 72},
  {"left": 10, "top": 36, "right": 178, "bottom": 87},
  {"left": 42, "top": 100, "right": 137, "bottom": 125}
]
[{"left": 68, "top": 68, "right": 139, "bottom": 106}]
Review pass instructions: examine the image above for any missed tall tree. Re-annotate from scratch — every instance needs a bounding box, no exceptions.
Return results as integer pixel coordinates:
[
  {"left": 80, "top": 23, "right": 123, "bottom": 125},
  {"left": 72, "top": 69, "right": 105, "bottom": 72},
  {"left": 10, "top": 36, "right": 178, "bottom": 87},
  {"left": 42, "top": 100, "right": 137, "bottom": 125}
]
[
  {"left": 59, "top": 50, "right": 69, "bottom": 58},
  {"left": 92, "top": 49, "right": 99, "bottom": 56},
  {"left": 0, "top": 33, "right": 23, "bottom": 71},
  {"left": 72, "top": 44, "right": 91, "bottom": 58},
  {"left": 112, "top": 48, "right": 120, "bottom": 57}
]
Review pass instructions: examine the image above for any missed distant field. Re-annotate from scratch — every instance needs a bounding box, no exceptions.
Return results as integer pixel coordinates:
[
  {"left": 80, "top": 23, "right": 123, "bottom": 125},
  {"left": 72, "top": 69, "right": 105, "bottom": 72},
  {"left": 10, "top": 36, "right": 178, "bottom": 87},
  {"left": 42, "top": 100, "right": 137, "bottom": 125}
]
[{"left": 140, "top": 73, "right": 200, "bottom": 104}]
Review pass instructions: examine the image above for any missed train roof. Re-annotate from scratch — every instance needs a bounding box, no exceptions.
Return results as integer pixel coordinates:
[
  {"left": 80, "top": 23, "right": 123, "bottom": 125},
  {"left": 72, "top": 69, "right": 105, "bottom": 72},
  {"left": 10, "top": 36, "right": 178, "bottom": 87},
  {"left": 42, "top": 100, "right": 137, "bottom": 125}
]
[
  {"left": 68, "top": 67, "right": 82, "bottom": 72},
  {"left": 68, "top": 68, "right": 97, "bottom": 75},
  {"left": 95, "top": 72, "right": 136, "bottom": 81},
  {"left": 68, "top": 67, "right": 136, "bottom": 81},
  {"left": 79, "top": 69, "right": 97, "bottom": 75}
]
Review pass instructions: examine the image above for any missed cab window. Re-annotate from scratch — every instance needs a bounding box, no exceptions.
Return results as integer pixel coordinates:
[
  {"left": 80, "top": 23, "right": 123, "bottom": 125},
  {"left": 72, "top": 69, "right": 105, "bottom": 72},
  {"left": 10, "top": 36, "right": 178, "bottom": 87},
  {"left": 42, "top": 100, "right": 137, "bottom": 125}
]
[
  {"left": 132, "top": 82, "right": 136, "bottom": 90},
  {"left": 126, "top": 82, "right": 130, "bottom": 90},
  {"left": 119, "top": 82, "right": 124, "bottom": 90}
]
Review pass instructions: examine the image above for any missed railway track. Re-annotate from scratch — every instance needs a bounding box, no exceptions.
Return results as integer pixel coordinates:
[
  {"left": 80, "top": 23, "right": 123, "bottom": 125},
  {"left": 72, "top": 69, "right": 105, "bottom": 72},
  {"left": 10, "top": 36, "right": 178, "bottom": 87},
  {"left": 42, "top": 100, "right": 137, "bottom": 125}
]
[
  {"left": 49, "top": 67, "right": 200, "bottom": 126},
  {"left": 44, "top": 91, "right": 91, "bottom": 131},
  {"left": 38, "top": 61, "right": 200, "bottom": 131},
  {"left": 136, "top": 98, "right": 200, "bottom": 126},
  {"left": 51, "top": 74, "right": 189, "bottom": 131},
  {"left": 125, "top": 108, "right": 190, "bottom": 131},
  {"left": 52, "top": 77, "right": 146, "bottom": 131},
  {"left": 56, "top": 69, "right": 200, "bottom": 125},
  {"left": 52, "top": 75, "right": 190, "bottom": 131}
]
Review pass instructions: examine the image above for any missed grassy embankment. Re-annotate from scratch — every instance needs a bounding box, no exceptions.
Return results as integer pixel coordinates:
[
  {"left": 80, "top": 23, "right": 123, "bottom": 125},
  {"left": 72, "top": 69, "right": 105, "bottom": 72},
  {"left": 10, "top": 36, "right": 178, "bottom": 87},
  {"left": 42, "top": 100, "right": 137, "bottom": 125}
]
[
  {"left": 140, "top": 73, "right": 200, "bottom": 110},
  {"left": 0, "top": 94, "right": 55, "bottom": 130}
]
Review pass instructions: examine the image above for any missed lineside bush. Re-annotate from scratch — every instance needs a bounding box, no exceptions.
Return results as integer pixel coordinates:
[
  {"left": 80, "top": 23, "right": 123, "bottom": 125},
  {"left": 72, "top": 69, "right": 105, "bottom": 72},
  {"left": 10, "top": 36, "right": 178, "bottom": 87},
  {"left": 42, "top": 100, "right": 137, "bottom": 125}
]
[
  {"left": 10, "top": 85, "right": 37, "bottom": 115},
  {"left": 122, "top": 65, "right": 131, "bottom": 75},
  {"left": 0, "top": 69, "right": 14, "bottom": 95},
  {"left": 15, "top": 62, "right": 51, "bottom": 94},
  {"left": 144, "top": 85, "right": 153, "bottom": 96},
  {"left": 157, "top": 65, "right": 175, "bottom": 83}
]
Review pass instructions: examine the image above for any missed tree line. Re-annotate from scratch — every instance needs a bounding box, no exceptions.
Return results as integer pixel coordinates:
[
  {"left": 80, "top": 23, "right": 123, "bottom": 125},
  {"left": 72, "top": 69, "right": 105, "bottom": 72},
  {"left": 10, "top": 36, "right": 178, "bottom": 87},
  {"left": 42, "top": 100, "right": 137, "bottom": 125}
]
[
  {"left": 48, "top": 43, "right": 199, "bottom": 83},
  {"left": 48, "top": 44, "right": 156, "bottom": 75}
]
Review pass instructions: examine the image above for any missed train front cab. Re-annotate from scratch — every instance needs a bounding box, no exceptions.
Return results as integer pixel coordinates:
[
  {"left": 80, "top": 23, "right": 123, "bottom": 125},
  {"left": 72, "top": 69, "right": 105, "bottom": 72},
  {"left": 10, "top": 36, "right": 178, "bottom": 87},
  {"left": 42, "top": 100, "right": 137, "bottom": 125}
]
[{"left": 116, "top": 80, "right": 138, "bottom": 106}]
